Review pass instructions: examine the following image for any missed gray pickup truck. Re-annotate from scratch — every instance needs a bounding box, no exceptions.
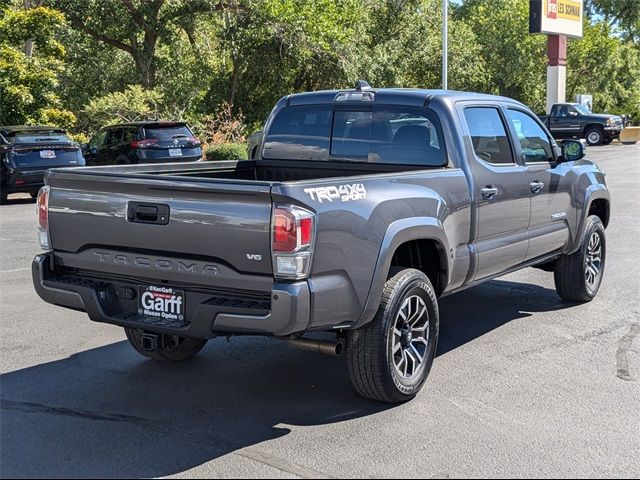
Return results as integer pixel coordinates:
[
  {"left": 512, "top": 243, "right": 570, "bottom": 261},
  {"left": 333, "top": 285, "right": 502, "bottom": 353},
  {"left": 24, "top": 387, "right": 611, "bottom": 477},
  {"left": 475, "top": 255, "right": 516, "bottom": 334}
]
[{"left": 32, "top": 84, "right": 610, "bottom": 403}]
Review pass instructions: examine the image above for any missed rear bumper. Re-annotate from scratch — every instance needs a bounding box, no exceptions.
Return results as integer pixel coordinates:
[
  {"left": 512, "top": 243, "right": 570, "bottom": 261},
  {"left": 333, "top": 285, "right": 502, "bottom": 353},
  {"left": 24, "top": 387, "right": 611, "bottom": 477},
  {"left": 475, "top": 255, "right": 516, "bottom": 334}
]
[
  {"left": 32, "top": 253, "right": 310, "bottom": 338},
  {"left": 3, "top": 169, "right": 45, "bottom": 193},
  {"left": 135, "top": 150, "right": 202, "bottom": 163}
]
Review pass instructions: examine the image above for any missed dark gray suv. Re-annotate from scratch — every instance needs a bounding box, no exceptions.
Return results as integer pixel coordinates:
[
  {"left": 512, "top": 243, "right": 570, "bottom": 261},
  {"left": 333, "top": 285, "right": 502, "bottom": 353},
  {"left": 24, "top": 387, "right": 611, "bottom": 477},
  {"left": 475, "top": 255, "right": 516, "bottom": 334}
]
[{"left": 84, "top": 121, "right": 202, "bottom": 165}]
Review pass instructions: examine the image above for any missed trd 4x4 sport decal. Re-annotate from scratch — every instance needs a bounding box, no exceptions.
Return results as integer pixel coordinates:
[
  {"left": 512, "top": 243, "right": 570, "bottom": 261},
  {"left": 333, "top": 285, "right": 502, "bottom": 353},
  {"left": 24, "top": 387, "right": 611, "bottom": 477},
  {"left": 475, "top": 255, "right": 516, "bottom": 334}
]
[{"left": 304, "top": 184, "right": 367, "bottom": 203}]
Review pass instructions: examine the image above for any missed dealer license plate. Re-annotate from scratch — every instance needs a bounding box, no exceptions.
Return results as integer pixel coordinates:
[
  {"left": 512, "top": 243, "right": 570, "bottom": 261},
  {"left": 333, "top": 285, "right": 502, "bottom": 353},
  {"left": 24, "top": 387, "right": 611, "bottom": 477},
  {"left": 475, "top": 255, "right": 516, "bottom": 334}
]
[
  {"left": 138, "top": 286, "right": 185, "bottom": 322},
  {"left": 40, "top": 150, "right": 56, "bottom": 159},
  {"left": 168, "top": 148, "right": 183, "bottom": 157}
]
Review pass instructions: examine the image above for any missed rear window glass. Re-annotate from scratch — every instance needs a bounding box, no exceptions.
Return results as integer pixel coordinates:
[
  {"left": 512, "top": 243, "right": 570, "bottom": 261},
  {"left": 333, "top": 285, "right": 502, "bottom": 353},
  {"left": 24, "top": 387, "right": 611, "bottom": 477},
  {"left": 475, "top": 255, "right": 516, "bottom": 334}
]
[
  {"left": 6, "top": 132, "right": 72, "bottom": 144},
  {"left": 143, "top": 125, "right": 192, "bottom": 140},
  {"left": 263, "top": 106, "right": 332, "bottom": 160},
  {"left": 263, "top": 105, "right": 446, "bottom": 166}
]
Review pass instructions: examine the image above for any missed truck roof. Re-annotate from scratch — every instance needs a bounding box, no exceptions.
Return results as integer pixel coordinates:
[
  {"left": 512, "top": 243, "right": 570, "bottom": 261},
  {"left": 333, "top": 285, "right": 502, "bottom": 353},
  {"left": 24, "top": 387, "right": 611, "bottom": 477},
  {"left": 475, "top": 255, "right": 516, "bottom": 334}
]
[{"left": 284, "top": 86, "right": 525, "bottom": 109}]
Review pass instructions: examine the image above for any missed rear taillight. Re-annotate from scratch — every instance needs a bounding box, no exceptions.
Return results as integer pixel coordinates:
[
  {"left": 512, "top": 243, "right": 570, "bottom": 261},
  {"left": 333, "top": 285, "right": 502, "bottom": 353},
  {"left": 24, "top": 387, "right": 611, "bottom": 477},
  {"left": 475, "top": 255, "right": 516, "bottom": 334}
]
[
  {"left": 187, "top": 136, "right": 201, "bottom": 146},
  {"left": 131, "top": 139, "right": 158, "bottom": 149},
  {"left": 272, "top": 205, "right": 315, "bottom": 279},
  {"left": 36, "top": 186, "right": 51, "bottom": 250}
]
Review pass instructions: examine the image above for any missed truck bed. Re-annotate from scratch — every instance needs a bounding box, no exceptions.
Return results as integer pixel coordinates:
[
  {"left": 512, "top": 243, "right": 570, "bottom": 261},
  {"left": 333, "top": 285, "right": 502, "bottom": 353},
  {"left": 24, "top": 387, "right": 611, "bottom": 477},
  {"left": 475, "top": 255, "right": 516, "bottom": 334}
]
[{"left": 61, "top": 159, "right": 427, "bottom": 183}]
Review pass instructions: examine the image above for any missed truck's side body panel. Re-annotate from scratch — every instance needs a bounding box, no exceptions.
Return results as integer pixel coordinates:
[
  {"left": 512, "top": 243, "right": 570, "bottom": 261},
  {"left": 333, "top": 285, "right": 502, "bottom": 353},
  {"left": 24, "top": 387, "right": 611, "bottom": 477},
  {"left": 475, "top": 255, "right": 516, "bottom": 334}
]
[{"left": 273, "top": 168, "right": 471, "bottom": 329}]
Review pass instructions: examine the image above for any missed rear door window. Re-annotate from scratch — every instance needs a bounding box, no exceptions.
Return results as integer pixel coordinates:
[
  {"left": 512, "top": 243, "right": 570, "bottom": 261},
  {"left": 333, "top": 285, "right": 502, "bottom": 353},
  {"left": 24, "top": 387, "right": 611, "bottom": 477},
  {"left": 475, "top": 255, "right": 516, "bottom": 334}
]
[{"left": 464, "top": 107, "right": 514, "bottom": 165}]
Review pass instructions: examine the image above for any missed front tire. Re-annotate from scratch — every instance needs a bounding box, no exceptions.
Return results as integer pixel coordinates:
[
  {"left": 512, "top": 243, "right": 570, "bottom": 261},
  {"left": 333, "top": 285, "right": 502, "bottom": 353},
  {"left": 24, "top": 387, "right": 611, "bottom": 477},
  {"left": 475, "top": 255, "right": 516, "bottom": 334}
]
[
  {"left": 554, "top": 216, "right": 606, "bottom": 302},
  {"left": 125, "top": 328, "right": 208, "bottom": 362},
  {"left": 585, "top": 126, "right": 605, "bottom": 146},
  {"left": 346, "top": 269, "right": 439, "bottom": 403}
]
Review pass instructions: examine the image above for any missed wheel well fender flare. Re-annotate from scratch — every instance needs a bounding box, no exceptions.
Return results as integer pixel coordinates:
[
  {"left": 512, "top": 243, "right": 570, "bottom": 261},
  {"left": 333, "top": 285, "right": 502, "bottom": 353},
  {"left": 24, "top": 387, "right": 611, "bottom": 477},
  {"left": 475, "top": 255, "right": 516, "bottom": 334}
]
[
  {"left": 353, "top": 217, "right": 451, "bottom": 328},
  {"left": 569, "top": 186, "right": 610, "bottom": 254},
  {"left": 583, "top": 123, "right": 605, "bottom": 134}
]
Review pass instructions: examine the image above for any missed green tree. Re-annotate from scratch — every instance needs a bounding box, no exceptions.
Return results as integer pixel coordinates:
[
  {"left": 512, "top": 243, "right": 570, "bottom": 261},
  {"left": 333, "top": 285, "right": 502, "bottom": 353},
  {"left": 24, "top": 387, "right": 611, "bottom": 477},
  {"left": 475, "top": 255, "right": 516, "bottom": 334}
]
[
  {"left": 82, "top": 84, "right": 164, "bottom": 129},
  {"left": 455, "top": 0, "right": 548, "bottom": 111},
  {"left": 567, "top": 20, "right": 640, "bottom": 118},
  {"left": 49, "top": 0, "right": 224, "bottom": 88},
  {"left": 359, "top": 0, "right": 488, "bottom": 92},
  {"left": 586, "top": 0, "right": 640, "bottom": 42},
  {"left": 0, "top": 4, "right": 75, "bottom": 126}
]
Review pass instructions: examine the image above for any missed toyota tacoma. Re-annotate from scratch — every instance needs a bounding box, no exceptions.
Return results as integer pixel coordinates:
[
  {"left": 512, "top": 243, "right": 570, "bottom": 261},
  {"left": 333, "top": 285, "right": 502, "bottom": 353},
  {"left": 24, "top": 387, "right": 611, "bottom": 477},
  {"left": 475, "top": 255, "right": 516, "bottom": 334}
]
[{"left": 32, "top": 83, "right": 610, "bottom": 403}]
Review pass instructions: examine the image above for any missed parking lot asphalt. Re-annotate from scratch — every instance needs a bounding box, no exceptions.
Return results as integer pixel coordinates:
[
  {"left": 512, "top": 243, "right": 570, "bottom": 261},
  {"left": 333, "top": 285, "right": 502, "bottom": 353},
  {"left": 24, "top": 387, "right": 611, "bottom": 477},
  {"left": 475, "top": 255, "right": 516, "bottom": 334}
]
[{"left": 0, "top": 143, "right": 639, "bottom": 479}]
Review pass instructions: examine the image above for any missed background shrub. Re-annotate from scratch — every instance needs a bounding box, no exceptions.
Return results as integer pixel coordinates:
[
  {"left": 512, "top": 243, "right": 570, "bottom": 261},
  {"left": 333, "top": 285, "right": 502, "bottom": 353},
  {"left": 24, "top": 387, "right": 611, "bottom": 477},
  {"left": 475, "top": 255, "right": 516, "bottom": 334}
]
[{"left": 204, "top": 143, "right": 248, "bottom": 162}]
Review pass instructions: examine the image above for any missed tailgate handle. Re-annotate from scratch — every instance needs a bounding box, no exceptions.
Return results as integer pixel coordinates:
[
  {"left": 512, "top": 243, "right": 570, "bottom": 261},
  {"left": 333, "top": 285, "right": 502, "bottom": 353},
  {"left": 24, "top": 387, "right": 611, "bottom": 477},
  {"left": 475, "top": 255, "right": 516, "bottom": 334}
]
[{"left": 127, "top": 202, "right": 170, "bottom": 225}]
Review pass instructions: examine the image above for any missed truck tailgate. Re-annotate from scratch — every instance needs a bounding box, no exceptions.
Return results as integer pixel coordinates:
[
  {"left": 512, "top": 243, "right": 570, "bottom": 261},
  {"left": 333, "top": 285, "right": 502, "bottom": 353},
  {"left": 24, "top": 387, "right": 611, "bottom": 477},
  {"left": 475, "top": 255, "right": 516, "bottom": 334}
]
[{"left": 46, "top": 170, "right": 274, "bottom": 292}]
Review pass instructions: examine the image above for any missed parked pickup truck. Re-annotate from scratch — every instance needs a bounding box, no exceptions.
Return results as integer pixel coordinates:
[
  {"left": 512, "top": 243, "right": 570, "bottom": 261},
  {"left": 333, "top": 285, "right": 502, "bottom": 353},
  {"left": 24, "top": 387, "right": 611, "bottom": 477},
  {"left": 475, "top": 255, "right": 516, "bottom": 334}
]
[
  {"left": 32, "top": 83, "right": 610, "bottom": 403},
  {"left": 539, "top": 103, "right": 624, "bottom": 146}
]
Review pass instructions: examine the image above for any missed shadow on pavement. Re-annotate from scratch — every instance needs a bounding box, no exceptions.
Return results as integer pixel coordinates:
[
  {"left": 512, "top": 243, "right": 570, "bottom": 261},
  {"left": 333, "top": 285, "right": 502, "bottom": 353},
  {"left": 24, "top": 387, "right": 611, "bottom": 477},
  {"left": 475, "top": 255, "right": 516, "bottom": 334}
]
[
  {"left": 0, "top": 279, "right": 570, "bottom": 478},
  {"left": 437, "top": 279, "right": 570, "bottom": 356},
  {"left": 1, "top": 196, "right": 36, "bottom": 206}
]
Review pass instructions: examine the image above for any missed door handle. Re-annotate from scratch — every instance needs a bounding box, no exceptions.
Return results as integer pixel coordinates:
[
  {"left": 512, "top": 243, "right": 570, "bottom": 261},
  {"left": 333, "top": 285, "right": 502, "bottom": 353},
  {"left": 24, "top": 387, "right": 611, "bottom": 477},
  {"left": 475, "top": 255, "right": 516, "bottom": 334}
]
[
  {"left": 481, "top": 186, "right": 499, "bottom": 200},
  {"left": 530, "top": 180, "right": 545, "bottom": 194}
]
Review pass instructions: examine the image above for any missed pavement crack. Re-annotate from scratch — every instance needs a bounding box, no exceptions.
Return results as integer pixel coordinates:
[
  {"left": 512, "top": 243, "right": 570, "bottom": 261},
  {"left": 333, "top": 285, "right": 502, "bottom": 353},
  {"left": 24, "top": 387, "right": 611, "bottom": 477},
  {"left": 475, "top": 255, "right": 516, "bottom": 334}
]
[
  {"left": 236, "top": 447, "right": 334, "bottom": 479},
  {"left": 616, "top": 323, "right": 639, "bottom": 381},
  {"left": 509, "top": 319, "right": 629, "bottom": 358},
  {"left": 0, "top": 399, "right": 146, "bottom": 424}
]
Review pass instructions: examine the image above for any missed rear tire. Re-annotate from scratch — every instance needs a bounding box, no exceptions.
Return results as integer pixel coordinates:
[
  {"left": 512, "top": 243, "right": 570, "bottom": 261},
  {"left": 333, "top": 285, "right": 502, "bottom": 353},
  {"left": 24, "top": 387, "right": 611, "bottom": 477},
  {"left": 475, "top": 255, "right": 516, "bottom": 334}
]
[
  {"left": 554, "top": 215, "right": 606, "bottom": 302},
  {"left": 125, "top": 328, "right": 207, "bottom": 362},
  {"left": 346, "top": 268, "right": 439, "bottom": 403}
]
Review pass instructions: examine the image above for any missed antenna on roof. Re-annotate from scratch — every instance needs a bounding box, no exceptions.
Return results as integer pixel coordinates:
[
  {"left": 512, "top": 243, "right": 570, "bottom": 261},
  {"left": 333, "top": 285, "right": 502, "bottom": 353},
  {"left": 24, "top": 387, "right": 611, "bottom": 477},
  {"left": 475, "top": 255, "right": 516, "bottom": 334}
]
[{"left": 354, "top": 80, "right": 372, "bottom": 91}]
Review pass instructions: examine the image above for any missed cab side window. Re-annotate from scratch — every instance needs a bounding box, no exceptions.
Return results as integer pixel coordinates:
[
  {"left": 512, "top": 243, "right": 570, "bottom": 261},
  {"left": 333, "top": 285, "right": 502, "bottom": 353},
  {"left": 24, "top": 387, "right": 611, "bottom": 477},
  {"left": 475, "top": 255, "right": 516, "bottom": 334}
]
[
  {"left": 123, "top": 127, "right": 138, "bottom": 143},
  {"left": 105, "top": 128, "right": 123, "bottom": 145},
  {"left": 90, "top": 130, "right": 107, "bottom": 148},
  {"left": 464, "top": 107, "right": 514, "bottom": 165},
  {"left": 506, "top": 109, "right": 554, "bottom": 163}
]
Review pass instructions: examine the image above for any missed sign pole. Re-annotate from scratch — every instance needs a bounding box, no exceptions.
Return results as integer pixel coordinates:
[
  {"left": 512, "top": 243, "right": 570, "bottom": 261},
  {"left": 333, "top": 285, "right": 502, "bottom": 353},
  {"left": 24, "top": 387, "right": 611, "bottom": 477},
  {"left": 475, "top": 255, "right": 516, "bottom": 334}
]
[
  {"left": 442, "top": 0, "right": 448, "bottom": 90},
  {"left": 546, "top": 34, "right": 567, "bottom": 113}
]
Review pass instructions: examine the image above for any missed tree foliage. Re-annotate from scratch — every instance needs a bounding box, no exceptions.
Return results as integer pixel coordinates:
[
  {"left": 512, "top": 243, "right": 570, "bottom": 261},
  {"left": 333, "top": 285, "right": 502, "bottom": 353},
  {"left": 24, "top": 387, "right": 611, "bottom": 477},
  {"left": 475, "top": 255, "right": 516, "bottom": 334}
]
[
  {"left": 82, "top": 85, "right": 164, "bottom": 128},
  {"left": 1, "top": 0, "right": 639, "bottom": 134},
  {"left": 0, "top": 4, "right": 74, "bottom": 125}
]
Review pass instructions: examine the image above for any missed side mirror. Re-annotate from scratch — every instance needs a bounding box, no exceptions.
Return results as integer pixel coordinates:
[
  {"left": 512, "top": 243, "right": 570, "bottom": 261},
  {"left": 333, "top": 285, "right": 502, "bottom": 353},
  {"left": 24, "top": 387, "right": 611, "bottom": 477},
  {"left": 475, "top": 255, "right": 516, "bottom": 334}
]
[{"left": 561, "top": 139, "right": 585, "bottom": 162}]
